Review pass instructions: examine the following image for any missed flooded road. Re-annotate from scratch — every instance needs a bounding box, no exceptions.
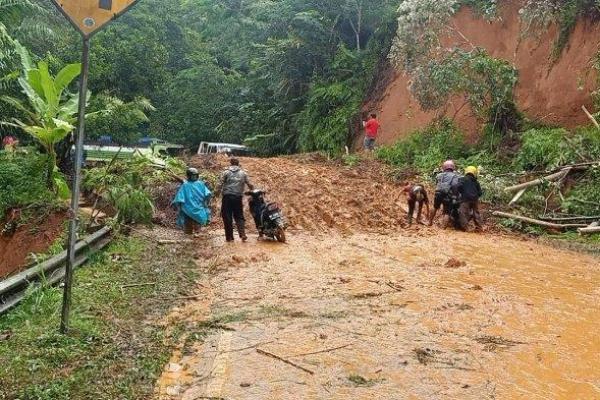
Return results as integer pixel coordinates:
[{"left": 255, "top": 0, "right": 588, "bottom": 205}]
[{"left": 155, "top": 229, "right": 600, "bottom": 399}]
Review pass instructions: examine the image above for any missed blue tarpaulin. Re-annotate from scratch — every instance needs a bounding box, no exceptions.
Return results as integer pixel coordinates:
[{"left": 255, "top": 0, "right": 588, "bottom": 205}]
[{"left": 172, "top": 180, "right": 212, "bottom": 227}]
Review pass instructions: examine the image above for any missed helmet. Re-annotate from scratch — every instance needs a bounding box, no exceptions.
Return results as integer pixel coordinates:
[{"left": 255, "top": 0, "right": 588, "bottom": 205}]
[
  {"left": 186, "top": 167, "right": 199, "bottom": 181},
  {"left": 465, "top": 166, "right": 478, "bottom": 177},
  {"left": 442, "top": 160, "right": 456, "bottom": 171}
]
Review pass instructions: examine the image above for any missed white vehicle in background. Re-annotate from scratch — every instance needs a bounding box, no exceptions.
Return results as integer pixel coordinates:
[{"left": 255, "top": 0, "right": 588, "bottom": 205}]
[{"left": 197, "top": 142, "right": 250, "bottom": 156}]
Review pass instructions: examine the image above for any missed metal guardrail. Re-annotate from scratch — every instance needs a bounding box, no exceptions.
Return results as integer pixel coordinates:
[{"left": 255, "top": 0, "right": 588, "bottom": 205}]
[{"left": 0, "top": 226, "right": 112, "bottom": 315}]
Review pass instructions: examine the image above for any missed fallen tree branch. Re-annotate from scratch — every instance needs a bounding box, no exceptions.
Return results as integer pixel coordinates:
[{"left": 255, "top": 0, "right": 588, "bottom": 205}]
[
  {"left": 256, "top": 348, "right": 315, "bottom": 375},
  {"left": 582, "top": 105, "right": 600, "bottom": 129},
  {"left": 504, "top": 168, "right": 572, "bottom": 193},
  {"left": 385, "top": 282, "right": 405, "bottom": 292},
  {"left": 492, "top": 212, "right": 589, "bottom": 229},
  {"left": 539, "top": 215, "right": 600, "bottom": 222},
  {"left": 291, "top": 343, "right": 352, "bottom": 358},
  {"left": 548, "top": 161, "right": 599, "bottom": 173},
  {"left": 508, "top": 188, "right": 526, "bottom": 207}
]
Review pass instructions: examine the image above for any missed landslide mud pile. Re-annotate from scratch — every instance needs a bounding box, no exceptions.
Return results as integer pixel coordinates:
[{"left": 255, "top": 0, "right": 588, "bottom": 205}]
[{"left": 186, "top": 154, "right": 411, "bottom": 233}]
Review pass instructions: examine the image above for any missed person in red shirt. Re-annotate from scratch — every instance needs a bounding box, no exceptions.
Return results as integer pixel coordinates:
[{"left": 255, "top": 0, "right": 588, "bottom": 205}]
[
  {"left": 2, "top": 136, "right": 18, "bottom": 153},
  {"left": 363, "top": 113, "right": 380, "bottom": 151}
]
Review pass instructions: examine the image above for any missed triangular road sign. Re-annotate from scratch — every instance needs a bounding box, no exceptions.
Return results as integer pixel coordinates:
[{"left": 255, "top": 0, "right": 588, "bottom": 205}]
[{"left": 50, "top": 0, "right": 140, "bottom": 37}]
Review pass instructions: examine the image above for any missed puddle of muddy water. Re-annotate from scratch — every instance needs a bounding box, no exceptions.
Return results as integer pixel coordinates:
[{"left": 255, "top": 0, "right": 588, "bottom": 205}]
[{"left": 156, "top": 230, "right": 600, "bottom": 400}]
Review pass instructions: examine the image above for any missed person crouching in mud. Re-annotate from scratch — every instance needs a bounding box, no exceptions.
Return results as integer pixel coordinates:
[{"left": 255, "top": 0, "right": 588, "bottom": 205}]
[
  {"left": 457, "top": 166, "right": 483, "bottom": 232},
  {"left": 403, "top": 182, "right": 430, "bottom": 226},
  {"left": 429, "top": 160, "right": 461, "bottom": 226},
  {"left": 220, "top": 158, "right": 254, "bottom": 242},
  {"left": 172, "top": 168, "right": 213, "bottom": 237}
]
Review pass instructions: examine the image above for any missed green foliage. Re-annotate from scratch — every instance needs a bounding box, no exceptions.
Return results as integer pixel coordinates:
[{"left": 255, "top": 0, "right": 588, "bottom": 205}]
[
  {"left": 157, "top": 61, "right": 240, "bottom": 147},
  {"left": 2, "top": 0, "right": 400, "bottom": 155},
  {"left": 298, "top": 81, "right": 361, "bottom": 154},
  {"left": 563, "top": 169, "right": 600, "bottom": 215},
  {"left": 521, "top": 0, "right": 600, "bottom": 59},
  {"left": 512, "top": 127, "right": 600, "bottom": 170},
  {"left": 0, "top": 151, "right": 53, "bottom": 216},
  {"left": 342, "top": 153, "right": 361, "bottom": 167},
  {"left": 83, "top": 157, "right": 183, "bottom": 225},
  {"left": 86, "top": 95, "right": 155, "bottom": 145},
  {"left": 411, "top": 48, "right": 518, "bottom": 119},
  {"left": 1, "top": 45, "right": 82, "bottom": 189},
  {"left": 390, "top": 0, "right": 458, "bottom": 73},
  {"left": 0, "top": 236, "right": 199, "bottom": 398},
  {"left": 376, "top": 119, "right": 470, "bottom": 173},
  {"left": 297, "top": 13, "right": 398, "bottom": 155},
  {"left": 461, "top": 0, "right": 499, "bottom": 18}
]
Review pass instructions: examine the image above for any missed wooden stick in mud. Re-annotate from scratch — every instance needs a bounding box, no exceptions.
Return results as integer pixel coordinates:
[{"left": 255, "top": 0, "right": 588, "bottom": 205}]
[
  {"left": 582, "top": 105, "right": 600, "bottom": 129},
  {"left": 157, "top": 239, "right": 194, "bottom": 245},
  {"left": 492, "top": 212, "right": 588, "bottom": 229},
  {"left": 291, "top": 344, "right": 352, "bottom": 358},
  {"left": 504, "top": 168, "right": 572, "bottom": 193},
  {"left": 120, "top": 282, "right": 157, "bottom": 289},
  {"left": 256, "top": 348, "right": 315, "bottom": 375},
  {"left": 385, "top": 282, "right": 404, "bottom": 292}
]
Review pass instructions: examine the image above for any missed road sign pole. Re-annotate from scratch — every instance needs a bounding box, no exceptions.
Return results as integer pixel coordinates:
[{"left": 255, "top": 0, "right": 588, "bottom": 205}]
[{"left": 60, "top": 36, "right": 91, "bottom": 334}]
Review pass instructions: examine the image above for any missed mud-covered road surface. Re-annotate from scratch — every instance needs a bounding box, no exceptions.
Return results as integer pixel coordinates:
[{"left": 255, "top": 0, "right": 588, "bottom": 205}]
[{"left": 154, "top": 228, "right": 599, "bottom": 399}]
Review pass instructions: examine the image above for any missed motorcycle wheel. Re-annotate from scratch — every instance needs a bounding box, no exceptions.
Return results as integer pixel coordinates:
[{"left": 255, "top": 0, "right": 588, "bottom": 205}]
[{"left": 275, "top": 227, "right": 286, "bottom": 243}]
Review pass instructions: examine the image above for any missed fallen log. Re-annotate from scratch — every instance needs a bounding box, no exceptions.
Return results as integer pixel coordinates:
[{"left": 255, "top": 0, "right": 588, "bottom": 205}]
[
  {"left": 504, "top": 168, "right": 571, "bottom": 193},
  {"left": 508, "top": 188, "right": 526, "bottom": 207},
  {"left": 578, "top": 226, "right": 600, "bottom": 235},
  {"left": 539, "top": 216, "right": 600, "bottom": 222},
  {"left": 492, "top": 212, "right": 588, "bottom": 229}
]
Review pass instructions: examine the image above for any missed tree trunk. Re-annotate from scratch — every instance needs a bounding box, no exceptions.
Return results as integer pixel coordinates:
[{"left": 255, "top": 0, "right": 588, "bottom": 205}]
[{"left": 47, "top": 151, "right": 56, "bottom": 189}]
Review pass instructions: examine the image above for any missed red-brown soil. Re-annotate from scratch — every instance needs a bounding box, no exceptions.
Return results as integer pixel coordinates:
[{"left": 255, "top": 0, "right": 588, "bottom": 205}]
[
  {"left": 182, "top": 154, "right": 413, "bottom": 234},
  {"left": 0, "top": 212, "right": 66, "bottom": 278},
  {"left": 367, "top": 1, "right": 600, "bottom": 145}
]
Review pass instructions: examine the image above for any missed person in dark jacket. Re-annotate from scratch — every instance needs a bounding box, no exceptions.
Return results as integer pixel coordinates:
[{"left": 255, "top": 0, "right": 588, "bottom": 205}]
[
  {"left": 219, "top": 158, "right": 254, "bottom": 242},
  {"left": 429, "top": 159, "right": 461, "bottom": 225},
  {"left": 457, "top": 166, "right": 483, "bottom": 231}
]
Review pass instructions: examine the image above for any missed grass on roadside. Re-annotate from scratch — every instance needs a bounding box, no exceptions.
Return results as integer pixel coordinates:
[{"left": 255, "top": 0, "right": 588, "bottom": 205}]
[{"left": 0, "top": 235, "right": 200, "bottom": 400}]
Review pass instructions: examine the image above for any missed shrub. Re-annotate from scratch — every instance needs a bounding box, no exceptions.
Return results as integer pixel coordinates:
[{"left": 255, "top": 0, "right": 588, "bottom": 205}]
[
  {"left": 298, "top": 82, "right": 361, "bottom": 155},
  {"left": 0, "top": 151, "right": 54, "bottom": 216},
  {"left": 83, "top": 157, "right": 182, "bottom": 225},
  {"left": 562, "top": 168, "right": 600, "bottom": 215},
  {"left": 376, "top": 119, "right": 470, "bottom": 173},
  {"left": 515, "top": 126, "right": 600, "bottom": 171},
  {"left": 514, "top": 127, "right": 574, "bottom": 170}
]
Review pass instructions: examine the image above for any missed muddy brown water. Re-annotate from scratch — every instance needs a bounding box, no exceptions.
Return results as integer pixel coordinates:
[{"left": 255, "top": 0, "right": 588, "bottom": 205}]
[{"left": 153, "top": 228, "right": 599, "bottom": 400}]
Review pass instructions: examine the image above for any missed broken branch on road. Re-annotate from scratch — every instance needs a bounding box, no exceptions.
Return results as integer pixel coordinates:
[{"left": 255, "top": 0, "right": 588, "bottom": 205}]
[
  {"left": 290, "top": 343, "right": 353, "bottom": 358},
  {"left": 256, "top": 348, "right": 315, "bottom": 375}
]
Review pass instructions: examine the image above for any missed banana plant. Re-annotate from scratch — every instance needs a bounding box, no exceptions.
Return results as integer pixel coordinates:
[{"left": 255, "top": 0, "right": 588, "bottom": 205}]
[{"left": 1, "top": 43, "right": 83, "bottom": 192}]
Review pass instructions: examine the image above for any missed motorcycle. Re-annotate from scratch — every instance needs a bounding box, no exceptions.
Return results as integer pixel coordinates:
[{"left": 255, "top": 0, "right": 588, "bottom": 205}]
[{"left": 245, "top": 189, "right": 287, "bottom": 243}]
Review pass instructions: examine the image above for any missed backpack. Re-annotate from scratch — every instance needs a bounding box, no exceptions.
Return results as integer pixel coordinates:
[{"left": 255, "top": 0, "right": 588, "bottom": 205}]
[{"left": 436, "top": 171, "right": 459, "bottom": 194}]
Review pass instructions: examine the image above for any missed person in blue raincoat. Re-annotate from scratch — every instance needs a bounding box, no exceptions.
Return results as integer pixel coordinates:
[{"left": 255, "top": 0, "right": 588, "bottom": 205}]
[{"left": 172, "top": 168, "right": 212, "bottom": 236}]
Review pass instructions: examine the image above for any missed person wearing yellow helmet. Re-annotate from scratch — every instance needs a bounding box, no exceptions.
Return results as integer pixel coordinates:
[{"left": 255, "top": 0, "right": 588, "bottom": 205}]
[
  {"left": 457, "top": 166, "right": 483, "bottom": 231},
  {"left": 464, "top": 166, "right": 478, "bottom": 177}
]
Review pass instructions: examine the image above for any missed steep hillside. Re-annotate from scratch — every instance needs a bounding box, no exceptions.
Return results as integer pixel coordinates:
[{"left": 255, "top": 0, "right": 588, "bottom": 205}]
[{"left": 368, "top": 1, "right": 600, "bottom": 145}]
